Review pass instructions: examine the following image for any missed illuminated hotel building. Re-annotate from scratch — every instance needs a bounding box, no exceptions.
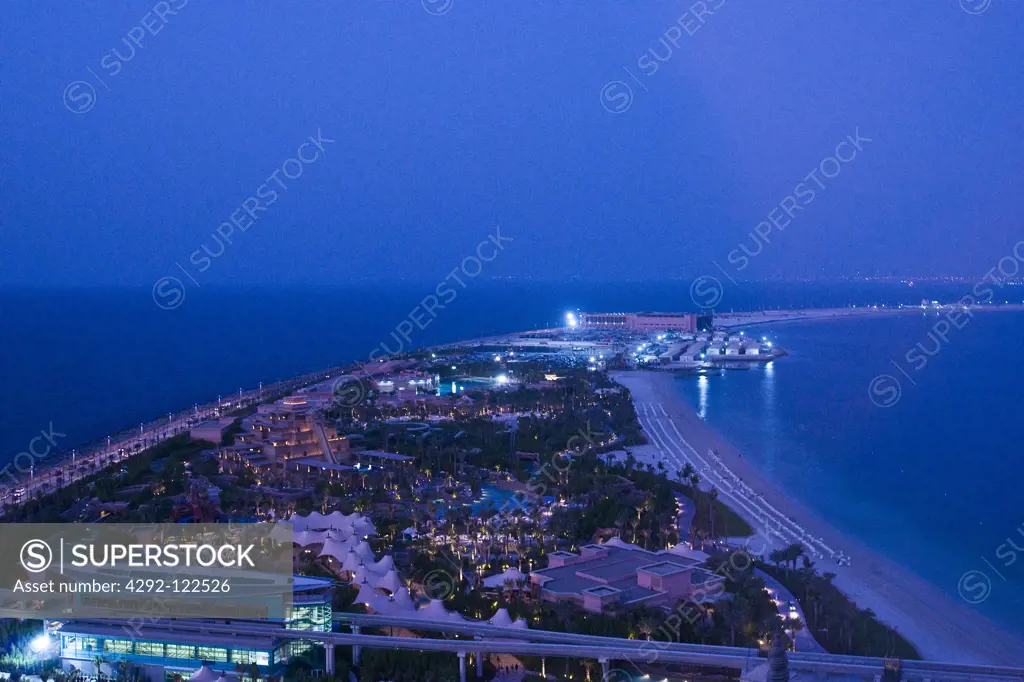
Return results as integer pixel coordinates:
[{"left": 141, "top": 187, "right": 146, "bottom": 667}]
[
  {"left": 578, "top": 312, "right": 697, "bottom": 333},
  {"left": 58, "top": 576, "right": 333, "bottom": 681},
  {"left": 237, "top": 396, "right": 325, "bottom": 464}
]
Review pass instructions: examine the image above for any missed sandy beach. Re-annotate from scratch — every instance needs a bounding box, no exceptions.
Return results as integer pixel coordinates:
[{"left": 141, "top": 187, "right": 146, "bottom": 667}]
[{"left": 612, "top": 370, "right": 1024, "bottom": 666}]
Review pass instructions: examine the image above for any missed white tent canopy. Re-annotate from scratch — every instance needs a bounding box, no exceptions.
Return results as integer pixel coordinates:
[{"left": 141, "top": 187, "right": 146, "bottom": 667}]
[
  {"left": 482, "top": 568, "right": 527, "bottom": 589},
  {"left": 353, "top": 540, "right": 375, "bottom": 561},
  {"left": 289, "top": 511, "right": 376, "bottom": 536},
  {"left": 490, "top": 608, "right": 514, "bottom": 627},
  {"left": 350, "top": 586, "right": 527, "bottom": 629},
  {"left": 320, "top": 535, "right": 360, "bottom": 562},
  {"left": 293, "top": 529, "right": 328, "bottom": 547},
  {"left": 188, "top": 665, "right": 220, "bottom": 682},
  {"left": 374, "top": 569, "right": 402, "bottom": 595}
]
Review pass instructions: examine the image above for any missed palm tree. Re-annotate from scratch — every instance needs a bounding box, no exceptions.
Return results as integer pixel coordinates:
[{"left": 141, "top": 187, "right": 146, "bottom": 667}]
[
  {"left": 637, "top": 616, "right": 658, "bottom": 641},
  {"left": 639, "top": 528, "right": 652, "bottom": 549},
  {"left": 717, "top": 596, "right": 747, "bottom": 647},
  {"left": 92, "top": 655, "right": 108, "bottom": 680},
  {"left": 707, "top": 487, "right": 719, "bottom": 543}
]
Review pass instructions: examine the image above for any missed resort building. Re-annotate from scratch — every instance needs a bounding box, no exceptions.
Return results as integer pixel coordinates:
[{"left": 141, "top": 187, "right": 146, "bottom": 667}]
[
  {"left": 578, "top": 312, "right": 697, "bottom": 333},
  {"left": 530, "top": 540, "right": 725, "bottom": 613},
  {"left": 241, "top": 396, "right": 322, "bottom": 463},
  {"left": 230, "top": 396, "right": 346, "bottom": 466},
  {"left": 188, "top": 418, "right": 237, "bottom": 444},
  {"left": 57, "top": 576, "right": 334, "bottom": 682},
  {"left": 375, "top": 371, "right": 438, "bottom": 395}
]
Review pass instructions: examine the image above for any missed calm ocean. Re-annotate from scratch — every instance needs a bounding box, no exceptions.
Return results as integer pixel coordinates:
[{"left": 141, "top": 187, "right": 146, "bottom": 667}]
[
  {"left": 675, "top": 313, "right": 1024, "bottom": 633},
  {"left": 3, "top": 281, "right": 1021, "bottom": 630}
]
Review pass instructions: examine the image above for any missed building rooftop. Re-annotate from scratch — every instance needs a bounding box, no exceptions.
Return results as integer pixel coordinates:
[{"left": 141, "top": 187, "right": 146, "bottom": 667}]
[
  {"left": 534, "top": 545, "right": 699, "bottom": 596},
  {"left": 60, "top": 619, "right": 283, "bottom": 650},
  {"left": 639, "top": 561, "right": 690, "bottom": 577},
  {"left": 582, "top": 585, "right": 621, "bottom": 597}
]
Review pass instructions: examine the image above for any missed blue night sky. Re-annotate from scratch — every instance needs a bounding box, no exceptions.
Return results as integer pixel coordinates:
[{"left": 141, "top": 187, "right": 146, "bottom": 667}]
[{"left": 1, "top": 1, "right": 1022, "bottom": 286}]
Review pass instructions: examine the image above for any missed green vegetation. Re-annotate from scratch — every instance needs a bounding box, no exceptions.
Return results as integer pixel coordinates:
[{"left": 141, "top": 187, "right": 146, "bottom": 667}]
[
  {"left": 760, "top": 559, "right": 920, "bottom": 659},
  {"left": 0, "top": 620, "right": 60, "bottom": 679},
  {"left": 5, "top": 434, "right": 216, "bottom": 523}
]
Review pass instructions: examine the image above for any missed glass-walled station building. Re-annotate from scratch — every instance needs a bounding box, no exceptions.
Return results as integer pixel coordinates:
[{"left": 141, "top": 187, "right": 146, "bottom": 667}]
[{"left": 58, "top": 576, "right": 334, "bottom": 681}]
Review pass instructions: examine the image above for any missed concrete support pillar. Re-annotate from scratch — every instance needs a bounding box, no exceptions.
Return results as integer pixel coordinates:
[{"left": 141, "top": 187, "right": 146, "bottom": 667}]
[
  {"left": 599, "top": 658, "right": 609, "bottom": 681},
  {"left": 325, "top": 643, "right": 335, "bottom": 675},
  {"left": 352, "top": 625, "right": 362, "bottom": 665},
  {"left": 458, "top": 651, "right": 467, "bottom": 682},
  {"left": 476, "top": 652, "right": 483, "bottom": 677}
]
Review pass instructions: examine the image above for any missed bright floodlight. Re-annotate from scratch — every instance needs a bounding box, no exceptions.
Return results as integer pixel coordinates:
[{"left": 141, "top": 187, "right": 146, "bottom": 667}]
[
  {"left": 494, "top": 355, "right": 501, "bottom": 362},
  {"left": 496, "top": 374, "right": 509, "bottom": 384},
  {"left": 30, "top": 634, "right": 50, "bottom": 653}
]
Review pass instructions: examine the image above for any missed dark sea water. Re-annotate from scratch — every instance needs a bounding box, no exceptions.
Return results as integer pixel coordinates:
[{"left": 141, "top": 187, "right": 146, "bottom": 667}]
[
  {"left": 675, "top": 313, "right": 1024, "bottom": 634},
  {"left": 3, "top": 280, "right": 1022, "bottom": 630}
]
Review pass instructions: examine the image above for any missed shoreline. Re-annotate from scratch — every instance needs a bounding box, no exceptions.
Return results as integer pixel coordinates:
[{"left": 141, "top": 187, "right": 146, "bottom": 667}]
[
  {"left": 715, "top": 303, "right": 1024, "bottom": 330},
  {"left": 612, "top": 369, "right": 1024, "bottom": 665}
]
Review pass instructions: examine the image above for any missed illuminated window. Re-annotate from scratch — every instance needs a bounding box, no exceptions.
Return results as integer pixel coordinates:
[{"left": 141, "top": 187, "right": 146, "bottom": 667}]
[
  {"left": 231, "top": 649, "right": 269, "bottom": 665},
  {"left": 197, "top": 646, "right": 228, "bottom": 662},
  {"left": 165, "top": 644, "right": 196, "bottom": 659},
  {"left": 135, "top": 642, "right": 164, "bottom": 657},
  {"left": 104, "top": 639, "right": 132, "bottom": 654}
]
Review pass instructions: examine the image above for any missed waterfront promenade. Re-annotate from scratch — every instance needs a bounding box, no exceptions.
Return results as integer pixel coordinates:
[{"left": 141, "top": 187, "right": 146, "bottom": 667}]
[{"left": 0, "top": 366, "right": 345, "bottom": 507}]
